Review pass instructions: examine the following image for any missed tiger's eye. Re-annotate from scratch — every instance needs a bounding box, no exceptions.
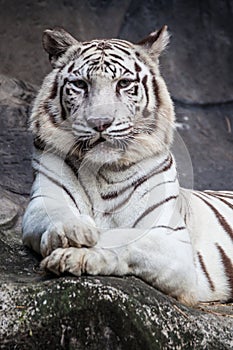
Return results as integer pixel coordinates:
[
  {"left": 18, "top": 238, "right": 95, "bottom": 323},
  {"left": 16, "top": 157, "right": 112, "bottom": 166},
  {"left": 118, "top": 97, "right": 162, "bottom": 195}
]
[
  {"left": 72, "top": 79, "right": 88, "bottom": 90},
  {"left": 117, "top": 79, "right": 132, "bottom": 89}
]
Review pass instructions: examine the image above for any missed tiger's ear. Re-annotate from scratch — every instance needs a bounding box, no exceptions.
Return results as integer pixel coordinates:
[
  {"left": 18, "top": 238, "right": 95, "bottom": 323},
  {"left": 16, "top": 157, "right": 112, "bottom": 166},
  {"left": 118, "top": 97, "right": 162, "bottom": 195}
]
[
  {"left": 137, "top": 25, "right": 170, "bottom": 57},
  {"left": 42, "top": 28, "right": 79, "bottom": 67}
]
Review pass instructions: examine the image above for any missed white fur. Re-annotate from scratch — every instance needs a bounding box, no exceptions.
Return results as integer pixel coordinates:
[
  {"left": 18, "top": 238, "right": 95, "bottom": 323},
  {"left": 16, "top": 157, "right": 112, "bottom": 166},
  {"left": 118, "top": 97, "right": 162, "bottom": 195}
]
[{"left": 22, "top": 28, "right": 233, "bottom": 305}]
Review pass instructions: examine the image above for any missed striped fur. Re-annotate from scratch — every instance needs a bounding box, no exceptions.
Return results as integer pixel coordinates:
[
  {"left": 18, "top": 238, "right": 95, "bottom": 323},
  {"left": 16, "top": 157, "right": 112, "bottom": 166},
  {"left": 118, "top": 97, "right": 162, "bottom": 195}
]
[{"left": 22, "top": 27, "right": 233, "bottom": 305}]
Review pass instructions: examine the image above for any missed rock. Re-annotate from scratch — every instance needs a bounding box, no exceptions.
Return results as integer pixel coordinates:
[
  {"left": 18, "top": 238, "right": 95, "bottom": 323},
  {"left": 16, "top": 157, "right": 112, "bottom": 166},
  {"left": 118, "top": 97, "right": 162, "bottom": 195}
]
[
  {"left": 1, "top": 277, "right": 233, "bottom": 349},
  {"left": 0, "top": 74, "right": 232, "bottom": 348},
  {"left": 1, "top": 1, "right": 233, "bottom": 104},
  {"left": 0, "top": 196, "right": 18, "bottom": 230},
  {"left": 0, "top": 75, "right": 35, "bottom": 195},
  {"left": 120, "top": 0, "right": 233, "bottom": 104},
  {"left": 174, "top": 101, "right": 233, "bottom": 190}
]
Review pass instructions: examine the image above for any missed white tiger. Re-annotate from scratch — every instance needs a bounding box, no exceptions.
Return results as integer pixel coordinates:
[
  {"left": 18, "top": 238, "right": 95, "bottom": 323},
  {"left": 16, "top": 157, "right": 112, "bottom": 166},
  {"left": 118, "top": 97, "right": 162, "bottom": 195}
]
[{"left": 22, "top": 26, "right": 233, "bottom": 306}]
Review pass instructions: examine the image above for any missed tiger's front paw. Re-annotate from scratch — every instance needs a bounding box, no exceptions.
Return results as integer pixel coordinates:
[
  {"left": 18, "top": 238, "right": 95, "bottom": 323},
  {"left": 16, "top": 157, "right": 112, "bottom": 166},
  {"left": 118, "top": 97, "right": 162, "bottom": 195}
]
[
  {"left": 40, "top": 247, "right": 119, "bottom": 276},
  {"left": 40, "top": 215, "right": 99, "bottom": 257}
]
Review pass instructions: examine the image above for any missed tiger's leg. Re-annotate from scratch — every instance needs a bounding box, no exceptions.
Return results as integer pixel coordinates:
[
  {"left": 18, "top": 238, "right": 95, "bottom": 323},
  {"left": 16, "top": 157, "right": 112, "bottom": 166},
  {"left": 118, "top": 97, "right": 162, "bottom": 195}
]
[
  {"left": 41, "top": 228, "right": 198, "bottom": 305},
  {"left": 22, "top": 156, "right": 99, "bottom": 257},
  {"left": 23, "top": 195, "right": 99, "bottom": 257}
]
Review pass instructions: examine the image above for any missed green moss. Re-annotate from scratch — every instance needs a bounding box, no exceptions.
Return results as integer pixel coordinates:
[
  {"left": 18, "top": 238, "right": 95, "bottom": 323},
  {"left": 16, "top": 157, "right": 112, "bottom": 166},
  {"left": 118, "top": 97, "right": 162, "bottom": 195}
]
[{"left": 1, "top": 276, "right": 233, "bottom": 349}]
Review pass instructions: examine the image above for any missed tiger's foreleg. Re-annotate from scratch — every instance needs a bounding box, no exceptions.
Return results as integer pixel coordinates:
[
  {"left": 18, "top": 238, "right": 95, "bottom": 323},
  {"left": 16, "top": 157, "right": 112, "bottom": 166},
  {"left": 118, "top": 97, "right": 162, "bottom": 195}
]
[
  {"left": 41, "top": 228, "right": 198, "bottom": 305},
  {"left": 22, "top": 156, "right": 100, "bottom": 257},
  {"left": 22, "top": 195, "right": 99, "bottom": 257}
]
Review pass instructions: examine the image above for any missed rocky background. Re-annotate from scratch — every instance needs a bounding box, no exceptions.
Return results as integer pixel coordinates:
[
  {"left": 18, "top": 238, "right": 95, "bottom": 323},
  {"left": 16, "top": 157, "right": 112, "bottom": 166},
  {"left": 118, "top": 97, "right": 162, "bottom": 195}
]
[
  {"left": 0, "top": 0, "right": 233, "bottom": 348},
  {"left": 1, "top": 0, "right": 233, "bottom": 191}
]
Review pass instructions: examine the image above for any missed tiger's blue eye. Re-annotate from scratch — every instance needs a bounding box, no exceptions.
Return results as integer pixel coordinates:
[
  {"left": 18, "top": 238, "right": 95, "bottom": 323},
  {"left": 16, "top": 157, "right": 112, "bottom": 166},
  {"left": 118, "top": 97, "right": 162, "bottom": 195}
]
[
  {"left": 117, "top": 79, "right": 132, "bottom": 89},
  {"left": 72, "top": 79, "right": 88, "bottom": 90}
]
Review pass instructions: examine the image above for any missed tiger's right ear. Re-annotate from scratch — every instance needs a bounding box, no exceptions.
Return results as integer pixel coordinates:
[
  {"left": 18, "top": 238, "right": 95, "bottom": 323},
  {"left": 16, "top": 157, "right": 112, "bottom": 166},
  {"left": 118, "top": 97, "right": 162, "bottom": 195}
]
[{"left": 42, "top": 28, "right": 79, "bottom": 67}]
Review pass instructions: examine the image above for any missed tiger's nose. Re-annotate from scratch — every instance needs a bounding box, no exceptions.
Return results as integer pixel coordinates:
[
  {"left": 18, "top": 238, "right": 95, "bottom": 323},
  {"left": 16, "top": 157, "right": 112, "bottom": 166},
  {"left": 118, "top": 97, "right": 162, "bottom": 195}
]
[{"left": 87, "top": 116, "right": 114, "bottom": 132}]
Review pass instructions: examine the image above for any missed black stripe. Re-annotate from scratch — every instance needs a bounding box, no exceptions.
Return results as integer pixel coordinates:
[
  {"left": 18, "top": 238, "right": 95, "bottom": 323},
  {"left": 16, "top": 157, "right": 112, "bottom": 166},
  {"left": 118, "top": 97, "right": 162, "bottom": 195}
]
[
  {"left": 104, "top": 190, "right": 134, "bottom": 215},
  {"left": 80, "top": 43, "right": 97, "bottom": 55},
  {"left": 64, "top": 155, "right": 79, "bottom": 178},
  {"left": 109, "top": 53, "right": 124, "bottom": 61},
  {"left": 101, "top": 158, "right": 171, "bottom": 204},
  {"left": 216, "top": 244, "right": 233, "bottom": 298},
  {"left": 81, "top": 52, "right": 99, "bottom": 62},
  {"left": 30, "top": 194, "right": 50, "bottom": 201},
  {"left": 49, "top": 77, "right": 58, "bottom": 99},
  {"left": 59, "top": 78, "right": 68, "bottom": 120},
  {"left": 204, "top": 192, "right": 233, "bottom": 210},
  {"left": 100, "top": 155, "right": 172, "bottom": 199},
  {"left": 35, "top": 120, "right": 40, "bottom": 133},
  {"left": 78, "top": 174, "right": 94, "bottom": 215},
  {"left": 78, "top": 59, "right": 98, "bottom": 73},
  {"left": 98, "top": 163, "right": 135, "bottom": 190},
  {"left": 135, "top": 62, "right": 142, "bottom": 72},
  {"left": 110, "top": 59, "right": 133, "bottom": 74},
  {"left": 206, "top": 192, "right": 233, "bottom": 199},
  {"left": 103, "top": 174, "right": 176, "bottom": 219},
  {"left": 114, "top": 46, "right": 131, "bottom": 55},
  {"left": 110, "top": 41, "right": 132, "bottom": 49},
  {"left": 110, "top": 126, "right": 132, "bottom": 134},
  {"left": 141, "top": 68, "right": 156, "bottom": 122},
  {"left": 134, "top": 156, "right": 173, "bottom": 191},
  {"left": 152, "top": 76, "right": 161, "bottom": 107},
  {"left": 82, "top": 40, "right": 98, "bottom": 46},
  {"left": 133, "top": 195, "right": 177, "bottom": 228},
  {"left": 33, "top": 137, "right": 46, "bottom": 151},
  {"left": 33, "top": 159, "right": 80, "bottom": 212},
  {"left": 141, "top": 176, "right": 178, "bottom": 199},
  {"left": 37, "top": 169, "right": 80, "bottom": 212},
  {"left": 44, "top": 101, "right": 57, "bottom": 125},
  {"left": 68, "top": 62, "right": 75, "bottom": 73},
  {"left": 151, "top": 225, "right": 186, "bottom": 231},
  {"left": 194, "top": 192, "right": 233, "bottom": 241},
  {"left": 132, "top": 85, "right": 138, "bottom": 96},
  {"left": 102, "top": 60, "right": 116, "bottom": 74},
  {"left": 142, "top": 75, "right": 149, "bottom": 108},
  {"left": 101, "top": 191, "right": 118, "bottom": 200},
  {"left": 197, "top": 251, "right": 215, "bottom": 292}
]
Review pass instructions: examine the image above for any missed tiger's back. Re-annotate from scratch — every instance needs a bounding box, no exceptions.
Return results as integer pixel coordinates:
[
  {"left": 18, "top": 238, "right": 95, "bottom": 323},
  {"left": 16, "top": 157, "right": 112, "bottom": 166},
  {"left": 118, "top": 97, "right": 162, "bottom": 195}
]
[{"left": 182, "top": 189, "right": 233, "bottom": 301}]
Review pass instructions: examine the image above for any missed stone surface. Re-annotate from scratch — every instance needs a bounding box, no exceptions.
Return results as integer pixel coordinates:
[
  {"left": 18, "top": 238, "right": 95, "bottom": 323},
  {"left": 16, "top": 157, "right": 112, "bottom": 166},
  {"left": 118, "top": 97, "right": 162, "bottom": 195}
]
[
  {"left": 1, "top": 0, "right": 233, "bottom": 103},
  {"left": 0, "top": 75, "right": 35, "bottom": 195},
  {"left": 1, "top": 276, "right": 233, "bottom": 349},
  {"left": 174, "top": 101, "right": 233, "bottom": 190},
  {"left": 0, "top": 73, "right": 233, "bottom": 348}
]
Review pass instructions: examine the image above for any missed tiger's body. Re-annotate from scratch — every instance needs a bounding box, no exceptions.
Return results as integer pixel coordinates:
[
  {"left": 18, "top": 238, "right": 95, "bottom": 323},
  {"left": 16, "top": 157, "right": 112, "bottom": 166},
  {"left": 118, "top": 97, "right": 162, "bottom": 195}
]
[{"left": 22, "top": 27, "right": 233, "bottom": 305}]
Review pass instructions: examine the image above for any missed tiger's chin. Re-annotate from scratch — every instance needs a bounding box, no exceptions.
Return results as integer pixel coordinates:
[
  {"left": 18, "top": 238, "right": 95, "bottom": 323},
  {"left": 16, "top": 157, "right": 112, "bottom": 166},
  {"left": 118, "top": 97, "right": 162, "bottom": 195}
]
[{"left": 82, "top": 140, "right": 125, "bottom": 166}]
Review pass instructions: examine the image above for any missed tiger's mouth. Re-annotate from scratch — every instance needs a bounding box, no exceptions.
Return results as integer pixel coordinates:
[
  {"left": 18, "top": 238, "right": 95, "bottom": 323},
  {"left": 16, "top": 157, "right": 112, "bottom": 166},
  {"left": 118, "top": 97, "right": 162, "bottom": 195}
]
[
  {"left": 91, "top": 136, "right": 106, "bottom": 147},
  {"left": 87, "top": 134, "right": 128, "bottom": 152},
  {"left": 74, "top": 133, "right": 130, "bottom": 156}
]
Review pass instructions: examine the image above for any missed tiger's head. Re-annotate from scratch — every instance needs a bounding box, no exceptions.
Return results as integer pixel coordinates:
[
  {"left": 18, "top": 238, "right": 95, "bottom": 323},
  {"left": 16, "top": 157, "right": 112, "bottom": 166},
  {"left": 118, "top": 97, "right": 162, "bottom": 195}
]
[{"left": 31, "top": 27, "right": 175, "bottom": 166}]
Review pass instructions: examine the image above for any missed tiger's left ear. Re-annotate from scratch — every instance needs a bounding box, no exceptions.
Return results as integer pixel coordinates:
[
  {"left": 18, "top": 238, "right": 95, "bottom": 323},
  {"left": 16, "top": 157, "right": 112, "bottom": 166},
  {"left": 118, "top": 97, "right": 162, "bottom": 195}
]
[{"left": 137, "top": 25, "right": 170, "bottom": 57}]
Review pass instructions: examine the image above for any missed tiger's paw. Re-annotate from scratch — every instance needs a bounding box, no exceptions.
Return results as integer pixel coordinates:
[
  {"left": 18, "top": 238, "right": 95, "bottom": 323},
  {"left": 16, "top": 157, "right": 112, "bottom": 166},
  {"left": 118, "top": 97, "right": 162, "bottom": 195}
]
[
  {"left": 40, "top": 215, "right": 99, "bottom": 257},
  {"left": 40, "top": 247, "right": 118, "bottom": 276}
]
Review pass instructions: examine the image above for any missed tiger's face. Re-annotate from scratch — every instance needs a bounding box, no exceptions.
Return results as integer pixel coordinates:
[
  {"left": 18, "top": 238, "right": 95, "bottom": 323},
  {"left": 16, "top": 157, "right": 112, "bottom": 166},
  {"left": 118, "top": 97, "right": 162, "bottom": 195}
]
[
  {"left": 31, "top": 27, "right": 175, "bottom": 165},
  {"left": 61, "top": 41, "right": 157, "bottom": 159}
]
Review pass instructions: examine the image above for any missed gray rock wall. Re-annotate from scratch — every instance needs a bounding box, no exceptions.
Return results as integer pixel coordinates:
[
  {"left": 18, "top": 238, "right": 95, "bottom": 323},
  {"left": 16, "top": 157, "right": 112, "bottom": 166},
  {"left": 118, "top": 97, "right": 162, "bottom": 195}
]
[
  {"left": 1, "top": 0, "right": 233, "bottom": 104},
  {"left": 0, "top": 0, "right": 233, "bottom": 190}
]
